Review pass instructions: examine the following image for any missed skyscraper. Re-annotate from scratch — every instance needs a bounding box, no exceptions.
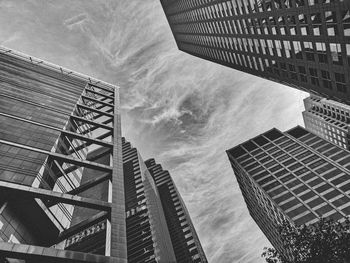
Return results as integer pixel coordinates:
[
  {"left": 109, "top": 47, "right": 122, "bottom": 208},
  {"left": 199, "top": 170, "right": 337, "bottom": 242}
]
[
  {"left": 303, "top": 94, "right": 350, "bottom": 150},
  {"left": 121, "top": 138, "right": 177, "bottom": 263},
  {"left": 160, "top": 0, "right": 350, "bottom": 103},
  {"left": 226, "top": 126, "right": 350, "bottom": 256},
  {"left": 0, "top": 47, "right": 207, "bottom": 262},
  {"left": 145, "top": 159, "right": 208, "bottom": 263}
]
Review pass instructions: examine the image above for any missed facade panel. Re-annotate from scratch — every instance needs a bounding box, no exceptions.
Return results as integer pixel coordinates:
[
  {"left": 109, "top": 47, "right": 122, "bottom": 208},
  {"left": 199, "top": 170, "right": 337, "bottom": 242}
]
[{"left": 303, "top": 94, "right": 350, "bottom": 150}]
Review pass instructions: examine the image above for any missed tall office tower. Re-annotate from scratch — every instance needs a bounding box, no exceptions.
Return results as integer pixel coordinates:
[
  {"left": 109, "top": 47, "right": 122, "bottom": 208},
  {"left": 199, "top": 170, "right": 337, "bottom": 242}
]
[
  {"left": 0, "top": 47, "right": 126, "bottom": 262},
  {"left": 121, "top": 138, "right": 177, "bottom": 263},
  {"left": 226, "top": 126, "right": 350, "bottom": 257},
  {"left": 303, "top": 94, "right": 350, "bottom": 150},
  {"left": 0, "top": 46, "right": 208, "bottom": 263},
  {"left": 145, "top": 159, "right": 208, "bottom": 263},
  {"left": 160, "top": 0, "right": 350, "bottom": 103}
]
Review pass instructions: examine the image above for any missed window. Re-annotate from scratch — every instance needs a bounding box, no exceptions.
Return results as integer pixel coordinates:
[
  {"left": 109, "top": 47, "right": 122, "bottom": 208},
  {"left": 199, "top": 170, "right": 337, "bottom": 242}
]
[
  {"left": 283, "top": 40, "right": 292, "bottom": 58},
  {"left": 289, "top": 64, "right": 297, "bottom": 80},
  {"left": 314, "top": 183, "right": 332, "bottom": 194},
  {"left": 287, "top": 205, "right": 308, "bottom": 219},
  {"left": 315, "top": 42, "right": 327, "bottom": 63},
  {"left": 299, "top": 14, "right": 309, "bottom": 35},
  {"left": 343, "top": 10, "right": 350, "bottom": 36},
  {"left": 335, "top": 72, "right": 347, "bottom": 93},
  {"left": 288, "top": 15, "right": 297, "bottom": 35},
  {"left": 275, "top": 40, "right": 282, "bottom": 57},
  {"left": 298, "top": 66, "right": 307, "bottom": 82},
  {"left": 325, "top": 11, "right": 338, "bottom": 36},
  {"left": 311, "top": 13, "right": 322, "bottom": 36},
  {"left": 307, "top": 198, "right": 325, "bottom": 208},
  {"left": 321, "top": 70, "right": 332, "bottom": 90},
  {"left": 309, "top": 67, "right": 319, "bottom": 86},
  {"left": 304, "top": 42, "right": 315, "bottom": 61},
  {"left": 330, "top": 43, "right": 343, "bottom": 65},
  {"left": 293, "top": 41, "right": 302, "bottom": 59}
]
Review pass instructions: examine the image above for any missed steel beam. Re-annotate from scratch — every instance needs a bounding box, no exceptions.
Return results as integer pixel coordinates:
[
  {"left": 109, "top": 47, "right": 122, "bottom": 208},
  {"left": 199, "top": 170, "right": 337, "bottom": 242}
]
[
  {"left": 0, "top": 114, "right": 112, "bottom": 149},
  {"left": 88, "top": 83, "right": 114, "bottom": 94},
  {"left": 70, "top": 115, "right": 113, "bottom": 131},
  {"left": 0, "top": 181, "right": 111, "bottom": 211},
  {"left": 81, "top": 95, "right": 114, "bottom": 108},
  {"left": 85, "top": 88, "right": 114, "bottom": 100},
  {"left": 0, "top": 139, "right": 112, "bottom": 172},
  {"left": 67, "top": 172, "right": 111, "bottom": 195},
  {"left": 57, "top": 211, "right": 108, "bottom": 243},
  {"left": 77, "top": 103, "right": 114, "bottom": 118},
  {"left": 0, "top": 242, "right": 116, "bottom": 263}
]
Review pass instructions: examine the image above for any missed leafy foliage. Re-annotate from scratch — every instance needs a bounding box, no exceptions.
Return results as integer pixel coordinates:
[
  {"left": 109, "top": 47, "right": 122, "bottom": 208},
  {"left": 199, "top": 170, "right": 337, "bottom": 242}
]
[{"left": 262, "top": 217, "right": 350, "bottom": 263}]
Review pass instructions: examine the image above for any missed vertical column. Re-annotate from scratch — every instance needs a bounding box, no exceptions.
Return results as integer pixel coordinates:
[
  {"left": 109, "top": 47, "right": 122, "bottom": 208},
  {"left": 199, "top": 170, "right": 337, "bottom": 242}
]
[{"left": 110, "top": 87, "right": 127, "bottom": 261}]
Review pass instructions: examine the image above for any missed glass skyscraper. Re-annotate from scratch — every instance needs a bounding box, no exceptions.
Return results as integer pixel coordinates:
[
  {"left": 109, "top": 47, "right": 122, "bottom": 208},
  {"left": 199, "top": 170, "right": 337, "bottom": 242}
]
[
  {"left": 0, "top": 47, "right": 207, "bottom": 262},
  {"left": 227, "top": 126, "right": 350, "bottom": 256},
  {"left": 160, "top": 0, "right": 350, "bottom": 103}
]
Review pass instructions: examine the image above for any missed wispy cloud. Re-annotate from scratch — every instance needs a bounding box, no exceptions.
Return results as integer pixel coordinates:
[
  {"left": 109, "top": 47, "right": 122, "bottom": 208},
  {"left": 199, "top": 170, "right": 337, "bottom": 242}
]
[{"left": 64, "top": 13, "right": 89, "bottom": 29}]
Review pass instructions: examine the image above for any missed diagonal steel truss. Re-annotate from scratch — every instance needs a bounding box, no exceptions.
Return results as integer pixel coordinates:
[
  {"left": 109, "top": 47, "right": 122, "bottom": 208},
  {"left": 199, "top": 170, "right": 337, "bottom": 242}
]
[{"left": 0, "top": 83, "right": 127, "bottom": 262}]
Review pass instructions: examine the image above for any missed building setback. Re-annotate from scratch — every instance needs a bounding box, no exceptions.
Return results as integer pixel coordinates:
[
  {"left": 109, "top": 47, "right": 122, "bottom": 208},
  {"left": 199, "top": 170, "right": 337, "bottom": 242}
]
[
  {"left": 160, "top": 0, "right": 350, "bottom": 103},
  {"left": 122, "top": 138, "right": 177, "bottom": 263},
  {"left": 0, "top": 47, "right": 207, "bottom": 262},
  {"left": 303, "top": 94, "right": 350, "bottom": 150},
  {"left": 227, "top": 126, "right": 350, "bottom": 256},
  {"left": 145, "top": 158, "right": 208, "bottom": 263}
]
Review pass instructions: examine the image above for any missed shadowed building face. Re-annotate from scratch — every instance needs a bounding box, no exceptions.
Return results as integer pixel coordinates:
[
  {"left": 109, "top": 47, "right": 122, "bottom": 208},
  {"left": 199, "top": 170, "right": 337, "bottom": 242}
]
[{"left": 160, "top": 0, "right": 350, "bottom": 103}]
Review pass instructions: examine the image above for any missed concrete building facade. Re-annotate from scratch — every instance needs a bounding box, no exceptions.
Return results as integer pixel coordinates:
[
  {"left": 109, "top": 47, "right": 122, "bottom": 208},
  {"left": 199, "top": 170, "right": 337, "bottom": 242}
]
[{"left": 227, "top": 126, "right": 350, "bottom": 255}]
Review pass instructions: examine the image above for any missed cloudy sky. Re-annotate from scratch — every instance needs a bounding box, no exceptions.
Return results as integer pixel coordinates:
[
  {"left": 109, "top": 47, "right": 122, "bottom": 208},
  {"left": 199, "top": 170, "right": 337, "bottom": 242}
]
[{"left": 0, "top": 0, "right": 308, "bottom": 262}]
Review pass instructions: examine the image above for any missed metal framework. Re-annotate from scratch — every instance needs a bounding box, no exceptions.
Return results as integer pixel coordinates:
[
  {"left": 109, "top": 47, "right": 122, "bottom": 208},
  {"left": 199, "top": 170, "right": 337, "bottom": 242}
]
[{"left": 0, "top": 46, "right": 127, "bottom": 262}]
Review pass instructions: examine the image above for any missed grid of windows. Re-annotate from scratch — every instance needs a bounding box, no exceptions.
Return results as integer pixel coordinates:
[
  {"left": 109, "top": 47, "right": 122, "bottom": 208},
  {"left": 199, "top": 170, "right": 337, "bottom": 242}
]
[
  {"left": 161, "top": 0, "right": 350, "bottom": 102},
  {"left": 303, "top": 94, "right": 350, "bottom": 150},
  {"left": 227, "top": 126, "right": 350, "bottom": 257}
]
